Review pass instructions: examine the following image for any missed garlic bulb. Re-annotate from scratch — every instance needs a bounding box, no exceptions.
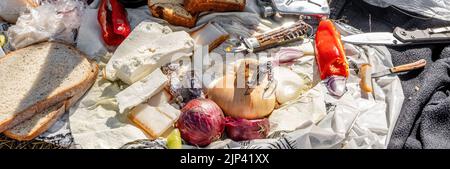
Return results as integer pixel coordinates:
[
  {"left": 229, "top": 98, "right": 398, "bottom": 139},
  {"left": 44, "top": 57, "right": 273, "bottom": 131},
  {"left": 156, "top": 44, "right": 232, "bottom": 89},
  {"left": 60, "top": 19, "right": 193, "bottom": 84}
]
[{"left": 274, "top": 66, "right": 310, "bottom": 104}]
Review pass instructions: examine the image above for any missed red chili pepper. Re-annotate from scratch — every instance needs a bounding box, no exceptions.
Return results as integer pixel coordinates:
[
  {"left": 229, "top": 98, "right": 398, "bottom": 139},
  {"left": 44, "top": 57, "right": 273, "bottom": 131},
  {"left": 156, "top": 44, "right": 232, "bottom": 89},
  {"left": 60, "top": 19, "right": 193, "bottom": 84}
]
[
  {"left": 110, "top": 0, "right": 131, "bottom": 37},
  {"left": 314, "top": 19, "right": 349, "bottom": 80},
  {"left": 98, "top": 0, "right": 130, "bottom": 46}
]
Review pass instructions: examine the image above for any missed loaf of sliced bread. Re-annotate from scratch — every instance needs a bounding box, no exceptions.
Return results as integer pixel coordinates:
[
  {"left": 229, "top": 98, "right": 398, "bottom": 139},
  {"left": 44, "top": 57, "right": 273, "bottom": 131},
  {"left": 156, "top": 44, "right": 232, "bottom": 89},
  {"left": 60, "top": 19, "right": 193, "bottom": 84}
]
[
  {"left": 184, "top": 0, "right": 246, "bottom": 14},
  {"left": 0, "top": 42, "right": 98, "bottom": 133},
  {"left": 3, "top": 75, "right": 93, "bottom": 141},
  {"left": 148, "top": 0, "right": 197, "bottom": 28}
]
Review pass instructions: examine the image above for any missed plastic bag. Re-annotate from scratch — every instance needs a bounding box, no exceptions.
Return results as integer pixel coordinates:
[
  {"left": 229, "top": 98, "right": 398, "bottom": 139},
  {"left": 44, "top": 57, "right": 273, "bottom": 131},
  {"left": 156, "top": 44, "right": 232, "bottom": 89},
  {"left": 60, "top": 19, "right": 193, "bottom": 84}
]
[
  {"left": 7, "top": 0, "right": 85, "bottom": 50},
  {"left": 0, "top": 0, "right": 39, "bottom": 24},
  {"left": 76, "top": 8, "right": 108, "bottom": 60},
  {"left": 364, "top": 0, "right": 450, "bottom": 21}
]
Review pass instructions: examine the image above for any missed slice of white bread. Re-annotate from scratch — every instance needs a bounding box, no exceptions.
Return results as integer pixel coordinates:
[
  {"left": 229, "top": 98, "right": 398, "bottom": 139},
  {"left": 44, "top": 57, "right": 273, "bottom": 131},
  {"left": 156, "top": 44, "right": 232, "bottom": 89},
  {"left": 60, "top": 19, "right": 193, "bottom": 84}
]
[
  {"left": 3, "top": 80, "right": 91, "bottom": 141},
  {"left": 3, "top": 102, "right": 66, "bottom": 141},
  {"left": 0, "top": 42, "right": 98, "bottom": 133},
  {"left": 148, "top": 0, "right": 197, "bottom": 28},
  {"left": 184, "top": 0, "right": 246, "bottom": 14}
]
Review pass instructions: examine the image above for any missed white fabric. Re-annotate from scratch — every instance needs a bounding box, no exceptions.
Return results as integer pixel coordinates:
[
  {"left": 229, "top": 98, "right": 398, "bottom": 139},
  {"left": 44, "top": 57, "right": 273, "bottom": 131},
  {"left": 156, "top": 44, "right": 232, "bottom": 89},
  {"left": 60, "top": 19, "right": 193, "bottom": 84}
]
[
  {"left": 70, "top": 74, "right": 148, "bottom": 149},
  {"left": 364, "top": 0, "right": 450, "bottom": 21}
]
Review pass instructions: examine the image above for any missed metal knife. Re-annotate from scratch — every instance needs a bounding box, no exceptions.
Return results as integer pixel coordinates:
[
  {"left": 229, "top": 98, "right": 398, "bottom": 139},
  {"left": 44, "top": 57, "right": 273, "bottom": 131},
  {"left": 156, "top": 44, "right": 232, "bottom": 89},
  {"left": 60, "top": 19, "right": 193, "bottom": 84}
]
[
  {"left": 342, "top": 26, "right": 450, "bottom": 46},
  {"left": 372, "top": 59, "right": 427, "bottom": 78}
]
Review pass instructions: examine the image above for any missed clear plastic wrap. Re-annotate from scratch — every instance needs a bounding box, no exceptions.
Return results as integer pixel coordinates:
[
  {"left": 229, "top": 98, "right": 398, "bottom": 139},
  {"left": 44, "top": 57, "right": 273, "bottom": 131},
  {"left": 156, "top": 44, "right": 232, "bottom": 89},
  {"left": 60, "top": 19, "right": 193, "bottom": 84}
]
[{"left": 7, "top": 0, "right": 85, "bottom": 50}]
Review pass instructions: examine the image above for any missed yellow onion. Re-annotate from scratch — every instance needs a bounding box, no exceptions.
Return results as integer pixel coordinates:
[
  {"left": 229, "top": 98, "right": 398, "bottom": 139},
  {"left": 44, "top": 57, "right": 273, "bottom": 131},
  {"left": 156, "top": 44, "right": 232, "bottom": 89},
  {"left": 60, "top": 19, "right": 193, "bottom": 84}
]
[{"left": 206, "top": 59, "right": 276, "bottom": 119}]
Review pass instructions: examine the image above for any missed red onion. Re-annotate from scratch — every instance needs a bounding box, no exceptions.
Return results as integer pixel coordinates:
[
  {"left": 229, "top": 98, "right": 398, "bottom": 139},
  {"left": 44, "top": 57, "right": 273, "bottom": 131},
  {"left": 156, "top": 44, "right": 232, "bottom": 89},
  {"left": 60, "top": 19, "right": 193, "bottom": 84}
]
[
  {"left": 177, "top": 99, "right": 225, "bottom": 147},
  {"left": 224, "top": 117, "right": 270, "bottom": 141},
  {"left": 326, "top": 76, "right": 347, "bottom": 97}
]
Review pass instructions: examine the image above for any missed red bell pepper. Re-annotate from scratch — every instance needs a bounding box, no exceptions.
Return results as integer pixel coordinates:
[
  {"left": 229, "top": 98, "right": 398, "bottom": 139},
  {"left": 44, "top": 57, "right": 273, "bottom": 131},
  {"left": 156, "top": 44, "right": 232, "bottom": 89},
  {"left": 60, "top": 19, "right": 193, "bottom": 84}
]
[
  {"left": 98, "top": 0, "right": 130, "bottom": 46},
  {"left": 110, "top": 0, "right": 131, "bottom": 37},
  {"left": 314, "top": 19, "right": 349, "bottom": 80}
]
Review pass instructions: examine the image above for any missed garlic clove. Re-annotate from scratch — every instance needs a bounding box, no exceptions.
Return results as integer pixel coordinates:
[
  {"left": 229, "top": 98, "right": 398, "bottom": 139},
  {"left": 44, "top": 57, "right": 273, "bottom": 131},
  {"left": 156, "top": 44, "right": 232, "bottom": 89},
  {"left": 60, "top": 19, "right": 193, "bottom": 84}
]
[{"left": 274, "top": 67, "right": 309, "bottom": 104}]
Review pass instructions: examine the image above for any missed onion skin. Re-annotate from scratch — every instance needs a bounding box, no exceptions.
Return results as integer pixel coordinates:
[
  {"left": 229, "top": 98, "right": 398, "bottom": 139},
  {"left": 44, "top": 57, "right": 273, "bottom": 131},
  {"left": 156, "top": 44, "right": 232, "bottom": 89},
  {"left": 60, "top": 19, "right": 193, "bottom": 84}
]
[
  {"left": 225, "top": 117, "right": 270, "bottom": 141},
  {"left": 177, "top": 99, "right": 225, "bottom": 147},
  {"left": 326, "top": 76, "right": 347, "bottom": 97},
  {"left": 272, "top": 47, "right": 304, "bottom": 67},
  {"left": 207, "top": 59, "right": 276, "bottom": 119}
]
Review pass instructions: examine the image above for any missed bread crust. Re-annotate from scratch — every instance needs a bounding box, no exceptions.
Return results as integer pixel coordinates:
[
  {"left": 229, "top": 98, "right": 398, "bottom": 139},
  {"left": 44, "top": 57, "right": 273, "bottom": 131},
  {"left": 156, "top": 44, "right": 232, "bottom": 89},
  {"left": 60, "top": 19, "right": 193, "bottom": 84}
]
[
  {"left": 3, "top": 103, "right": 65, "bottom": 141},
  {"left": 3, "top": 61, "right": 98, "bottom": 141},
  {"left": 0, "top": 42, "right": 99, "bottom": 133},
  {"left": 184, "top": 0, "right": 246, "bottom": 14},
  {"left": 148, "top": 2, "right": 197, "bottom": 28},
  {"left": 128, "top": 112, "right": 159, "bottom": 140}
]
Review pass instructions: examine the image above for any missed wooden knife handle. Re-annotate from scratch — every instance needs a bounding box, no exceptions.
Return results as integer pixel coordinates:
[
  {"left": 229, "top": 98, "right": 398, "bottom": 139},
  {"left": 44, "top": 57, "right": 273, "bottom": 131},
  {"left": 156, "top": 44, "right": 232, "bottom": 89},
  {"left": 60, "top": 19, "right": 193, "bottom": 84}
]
[{"left": 391, "top": 59, "right": 427, "bottom": 73}]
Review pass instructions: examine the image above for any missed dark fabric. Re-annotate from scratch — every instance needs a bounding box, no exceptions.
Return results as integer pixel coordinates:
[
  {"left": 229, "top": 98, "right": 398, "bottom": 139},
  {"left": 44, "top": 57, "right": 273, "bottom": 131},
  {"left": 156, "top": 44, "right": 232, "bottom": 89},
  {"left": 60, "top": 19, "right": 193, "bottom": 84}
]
[
  {"left": 329, "top": 0, "right": 450, "bottom": 148},
  {"left": 395, "top": 58, "right": 450, "bottom": 149}
]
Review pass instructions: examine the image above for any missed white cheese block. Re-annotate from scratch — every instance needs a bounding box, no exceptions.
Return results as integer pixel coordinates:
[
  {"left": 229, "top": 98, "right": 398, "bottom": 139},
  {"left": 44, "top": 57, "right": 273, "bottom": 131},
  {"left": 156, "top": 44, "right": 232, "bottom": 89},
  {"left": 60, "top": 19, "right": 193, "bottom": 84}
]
[
  {"left": 105, "top": 21, "right": 172, "bottom": 82},
  {"left": 157, "top": 103, "right": 180, "bottom": 121},
  {"left": 191, "top": 22, "right": 228, "bottom": 51},
  {"left": 116, "top": 69, "right": 168, "bottom": 113},
  {"left": 147, "top": 90, "right": 172, "bottom": 107},
  {"left": 128, "top": 103, "right": 181, "bottom": 139},
  {"left": 105, "top": 22, "right": 194, "bottom": 84},
  {"left": 115, "top": 31, "right": 194, "bottom": 84}
]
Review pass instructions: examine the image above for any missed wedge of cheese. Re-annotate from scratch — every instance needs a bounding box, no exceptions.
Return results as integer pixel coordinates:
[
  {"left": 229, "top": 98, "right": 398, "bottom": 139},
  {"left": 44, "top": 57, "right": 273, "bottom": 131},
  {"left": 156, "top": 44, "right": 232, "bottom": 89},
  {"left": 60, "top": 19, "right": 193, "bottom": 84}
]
[
  {"left": 147, "top": 90, "right": 172, "bottom": 107},
  {"left": 116, "top": 69, "right": 168, "bottom": 113},
  {"left": 128, "top": 103, "right": 181, "bottom": 139},
  {"left": 105, "top": 22, "right": 172, "bottom": 82},
  {"left": 105, "top": 22, "right": 194, "bottom": 84},
  {"left": 191, "top": 22, "right": 229, "bottom": 52}
]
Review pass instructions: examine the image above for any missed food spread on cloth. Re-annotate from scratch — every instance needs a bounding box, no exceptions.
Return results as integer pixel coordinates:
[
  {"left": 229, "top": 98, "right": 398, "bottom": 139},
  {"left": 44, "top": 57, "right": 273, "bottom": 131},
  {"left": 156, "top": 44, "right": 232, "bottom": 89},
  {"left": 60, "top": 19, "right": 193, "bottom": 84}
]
[{"left": 0, "top": 0, "right": 407, "bottom": 149}]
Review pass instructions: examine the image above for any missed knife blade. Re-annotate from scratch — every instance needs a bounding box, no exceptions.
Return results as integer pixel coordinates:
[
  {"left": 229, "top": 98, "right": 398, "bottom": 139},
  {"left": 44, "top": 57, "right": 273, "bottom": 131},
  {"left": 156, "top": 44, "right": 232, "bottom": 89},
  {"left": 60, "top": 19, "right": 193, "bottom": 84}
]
[
  {"left": 342, "top": 32, "right": 404, "bottom": 46},
  {"left": 371, "top": 59, "right": 427, "bottom": 78},
  {"left": 342, "top": 26, "right": 450, "bottom": 46}
]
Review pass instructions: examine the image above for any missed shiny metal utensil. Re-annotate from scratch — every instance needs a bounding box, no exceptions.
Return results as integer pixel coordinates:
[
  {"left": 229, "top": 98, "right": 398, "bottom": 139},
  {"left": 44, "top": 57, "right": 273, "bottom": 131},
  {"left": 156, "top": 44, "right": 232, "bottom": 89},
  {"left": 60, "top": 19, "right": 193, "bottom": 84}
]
[{"left": 342, "top": 26, "right": 450, "bottom": 46}]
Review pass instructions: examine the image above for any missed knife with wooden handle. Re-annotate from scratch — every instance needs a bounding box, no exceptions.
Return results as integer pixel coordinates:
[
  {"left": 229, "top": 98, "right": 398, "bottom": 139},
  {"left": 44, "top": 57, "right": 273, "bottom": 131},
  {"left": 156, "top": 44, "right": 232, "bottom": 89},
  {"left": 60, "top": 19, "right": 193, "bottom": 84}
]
[
  {"left": 372, "top": 59, "right": 427, "bottom": 78},
  {"left": 231, "top": 21, "right": 310, "bottom": 53}
]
